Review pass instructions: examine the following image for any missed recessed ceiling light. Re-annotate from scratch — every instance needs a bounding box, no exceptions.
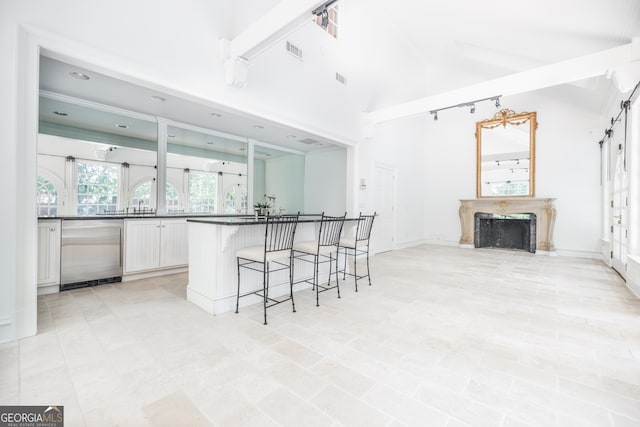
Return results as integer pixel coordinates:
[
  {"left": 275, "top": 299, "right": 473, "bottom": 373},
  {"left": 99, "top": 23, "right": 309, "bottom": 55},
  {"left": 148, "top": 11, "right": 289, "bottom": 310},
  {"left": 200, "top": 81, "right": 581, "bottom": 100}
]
[
  {"left": 265, "top": 154, "right": 272, "bottom": 157},
  {"left": 168, "top": 134, "right": 176, "bottom": 138},
  {"left": 115, "top": 124, "right": 129, "bottom": 129},
  {"left": 150, "top": 95, "right": 166, "bottom": 102},
  {"left": 253, "top": 125, "right": 264, "bottom": 129},
  {"left": 210, "top": 112, "right": 222, "bottom": 117},
  {"left": 53, "top": 111, "right": 68, "bottom": 116},
  {"left": 239, "top": 147, "right": 246, "bottom": 151},
  {"left": 207, "top": 141, "right": 214, "bottom": 145},
  {"left": 69, "top": 71, "right": 90, "bottom": 80},
  {"left": 287, "top": 135, "right": 297, "bottom": 139}
]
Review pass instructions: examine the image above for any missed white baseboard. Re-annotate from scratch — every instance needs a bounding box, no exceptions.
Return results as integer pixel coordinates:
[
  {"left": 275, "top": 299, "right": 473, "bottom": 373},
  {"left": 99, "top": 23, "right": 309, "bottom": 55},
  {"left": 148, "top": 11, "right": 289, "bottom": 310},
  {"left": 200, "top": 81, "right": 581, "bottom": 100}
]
[
  {"left": 122, "top": 266, "right": 188, "bottom": 282},
  {"left": 626, "top": 255, "right": 640, "bottom": 300},
  {"left": 554, "top": 249, "right": 601, "bottom": 259},
  {"left": 0, "top": 315, "right": 14, "bottom": 344},
  {"left": 37, "top": 284, "right": 60, "bottom": 295}
]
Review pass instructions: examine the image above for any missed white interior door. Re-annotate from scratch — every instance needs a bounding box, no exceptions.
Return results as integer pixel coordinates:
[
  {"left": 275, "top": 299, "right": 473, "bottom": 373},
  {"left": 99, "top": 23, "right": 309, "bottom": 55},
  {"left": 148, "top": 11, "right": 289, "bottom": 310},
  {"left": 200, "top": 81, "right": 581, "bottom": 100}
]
[
  {"left": 611, "top": 148, "right": 628, "bottom": 277},
  {"left": 373, "top": 165, "right": 395, "bottom": 253}
]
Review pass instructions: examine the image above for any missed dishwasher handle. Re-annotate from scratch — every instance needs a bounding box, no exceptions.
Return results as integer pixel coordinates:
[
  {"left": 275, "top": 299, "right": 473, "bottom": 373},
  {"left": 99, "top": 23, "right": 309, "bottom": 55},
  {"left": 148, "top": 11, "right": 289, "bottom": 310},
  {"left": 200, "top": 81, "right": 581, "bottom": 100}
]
[{"left": 119, "top": 228, "right": 123, "bottom": 267}]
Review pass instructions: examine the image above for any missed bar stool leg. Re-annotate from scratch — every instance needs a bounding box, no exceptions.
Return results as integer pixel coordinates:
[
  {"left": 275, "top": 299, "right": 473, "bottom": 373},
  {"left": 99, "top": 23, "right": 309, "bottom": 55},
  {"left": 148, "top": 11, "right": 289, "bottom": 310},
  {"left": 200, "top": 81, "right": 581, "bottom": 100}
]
[
  {"left": 263, "top": 262, "right": 269, "bottom": 325},
  {"left": 289, "top": 254, "right": 296, "bottom": 313},
  {"left": 354, "top": 249, "right": 359, "bottom": 292},
  {"left": 366, "top": 247, "right": 372, "bottom": 286},
  {"left": 315, "top": 255, "right": 320, "bottom": 307},
  {"left": 333, "top": 252, "right": 341, "bottom": 299},
  {"left": 236, "top": 258, "right": 241, "bottom": 314},
  {"left": 343, "top": 248, "right": 347, "bottom": 280}
]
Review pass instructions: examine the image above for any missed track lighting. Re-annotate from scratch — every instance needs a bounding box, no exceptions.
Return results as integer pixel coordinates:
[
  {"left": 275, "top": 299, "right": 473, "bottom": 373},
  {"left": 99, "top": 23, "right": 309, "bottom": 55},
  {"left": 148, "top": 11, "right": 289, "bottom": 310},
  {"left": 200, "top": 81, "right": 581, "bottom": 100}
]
[{"left": 429, "top": 95, "right": 501, "bottom": 122}]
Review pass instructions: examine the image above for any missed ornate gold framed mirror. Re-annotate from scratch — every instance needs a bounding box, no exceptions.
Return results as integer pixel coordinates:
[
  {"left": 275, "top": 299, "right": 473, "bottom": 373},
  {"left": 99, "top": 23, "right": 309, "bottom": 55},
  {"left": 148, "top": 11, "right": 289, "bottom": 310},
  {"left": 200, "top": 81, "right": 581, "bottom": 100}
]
[{"left": 476, "top": 109, "right": 537, "bottom": 198}]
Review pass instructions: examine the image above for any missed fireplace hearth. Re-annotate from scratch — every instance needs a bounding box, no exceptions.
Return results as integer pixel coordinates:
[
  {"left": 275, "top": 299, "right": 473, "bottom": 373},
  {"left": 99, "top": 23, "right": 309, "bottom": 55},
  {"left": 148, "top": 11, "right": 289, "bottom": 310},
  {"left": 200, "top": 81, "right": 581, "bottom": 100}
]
[{"left": 474, "top": 212, "right": 536, "bottom": 253}]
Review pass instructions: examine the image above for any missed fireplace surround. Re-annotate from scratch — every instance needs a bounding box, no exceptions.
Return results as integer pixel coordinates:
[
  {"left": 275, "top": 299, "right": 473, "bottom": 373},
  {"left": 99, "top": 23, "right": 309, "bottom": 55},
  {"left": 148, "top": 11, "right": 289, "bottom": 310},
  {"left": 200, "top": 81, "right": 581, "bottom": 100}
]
[{"left": 459, "top": 198, "right": 556, "bottom": 252}]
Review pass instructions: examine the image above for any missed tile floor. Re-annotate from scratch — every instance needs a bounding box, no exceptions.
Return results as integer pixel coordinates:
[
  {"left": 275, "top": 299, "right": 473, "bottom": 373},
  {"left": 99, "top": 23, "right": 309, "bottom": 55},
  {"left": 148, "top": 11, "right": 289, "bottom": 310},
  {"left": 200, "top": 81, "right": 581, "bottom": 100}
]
[{"left": 2, "top": 245, "right": 640, "bottom": 426}]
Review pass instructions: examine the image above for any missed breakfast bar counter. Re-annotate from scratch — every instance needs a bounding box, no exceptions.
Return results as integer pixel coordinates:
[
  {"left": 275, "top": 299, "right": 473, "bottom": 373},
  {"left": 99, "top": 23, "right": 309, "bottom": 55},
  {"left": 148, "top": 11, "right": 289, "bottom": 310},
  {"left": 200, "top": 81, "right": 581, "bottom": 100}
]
[{"left": 186, "top": 216, "right": 353, "bottom": 315}]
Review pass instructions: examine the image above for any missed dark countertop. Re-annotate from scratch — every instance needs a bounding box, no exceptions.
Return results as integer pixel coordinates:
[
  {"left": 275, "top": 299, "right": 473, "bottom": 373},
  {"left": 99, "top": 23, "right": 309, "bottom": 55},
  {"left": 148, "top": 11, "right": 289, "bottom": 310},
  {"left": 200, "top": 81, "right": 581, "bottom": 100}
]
[
  {"left": 37, "top": 214, "right": 249, "bottom": 221},
  {"left": 188, "top": 214, "right": 357, "bottom": 225}
]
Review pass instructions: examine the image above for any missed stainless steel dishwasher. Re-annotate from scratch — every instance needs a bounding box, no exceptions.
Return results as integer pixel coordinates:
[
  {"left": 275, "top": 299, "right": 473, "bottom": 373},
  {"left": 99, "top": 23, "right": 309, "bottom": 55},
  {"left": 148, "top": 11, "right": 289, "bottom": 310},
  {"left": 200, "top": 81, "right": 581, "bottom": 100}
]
[{"left": 60, "top": 219, "right": 123, "bottom": 290}]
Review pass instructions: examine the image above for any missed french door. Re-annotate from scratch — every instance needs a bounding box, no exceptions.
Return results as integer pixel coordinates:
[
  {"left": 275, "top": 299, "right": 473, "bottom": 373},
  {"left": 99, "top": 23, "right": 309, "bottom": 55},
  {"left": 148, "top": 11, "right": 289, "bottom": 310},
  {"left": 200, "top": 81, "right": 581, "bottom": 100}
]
[{"left": 611, "top": 148, "right": 628, "bottom": 277}]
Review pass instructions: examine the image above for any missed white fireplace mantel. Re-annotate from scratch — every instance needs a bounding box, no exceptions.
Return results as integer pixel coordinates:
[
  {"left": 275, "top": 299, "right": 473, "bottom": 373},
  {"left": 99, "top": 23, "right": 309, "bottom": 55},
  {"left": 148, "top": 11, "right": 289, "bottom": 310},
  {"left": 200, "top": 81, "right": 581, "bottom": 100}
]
[{"left": 459, "top": 198, "right": 556, "bottom": 252}]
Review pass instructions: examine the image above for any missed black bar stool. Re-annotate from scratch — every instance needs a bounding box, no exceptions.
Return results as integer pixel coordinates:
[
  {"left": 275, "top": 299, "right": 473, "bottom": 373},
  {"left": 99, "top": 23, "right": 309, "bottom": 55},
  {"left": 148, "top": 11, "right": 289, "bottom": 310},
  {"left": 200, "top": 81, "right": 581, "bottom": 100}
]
[
  {"left": 235, "top": 214, "right": 299, "bottom": 325},
  {"left": 293, "top": 212, "right": 346, "bottom": 307},
  {"left": 339, "top": 212, "right": 375, "bottom": 291}
]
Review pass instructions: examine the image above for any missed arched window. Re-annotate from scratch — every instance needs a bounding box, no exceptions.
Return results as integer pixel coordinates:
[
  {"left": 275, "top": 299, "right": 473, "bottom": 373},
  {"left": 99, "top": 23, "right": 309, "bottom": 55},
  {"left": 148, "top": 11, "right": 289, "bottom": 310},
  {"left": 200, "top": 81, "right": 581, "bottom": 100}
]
[
  {"left": 130, "top": 180, "right": 181, "bottom": 211},
  {"left": 131, "top": 180, "right": 152, "bottom": 210},
  {"left": 224, "top": 185, "right": 248, "bottom": 214},
  {"left": 37, "top": 176, "right": 58, "bottom": 217}
]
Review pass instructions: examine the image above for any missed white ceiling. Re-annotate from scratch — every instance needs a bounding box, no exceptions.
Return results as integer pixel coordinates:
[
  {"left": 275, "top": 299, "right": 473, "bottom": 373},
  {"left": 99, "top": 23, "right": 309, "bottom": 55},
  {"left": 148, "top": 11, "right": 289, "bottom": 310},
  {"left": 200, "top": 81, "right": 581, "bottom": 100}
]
[
  {"left": 341, "top": 0, "right": 639, "bottom": 111},
  {"left": 38, "top": 0, "right": 640, "bottom": 145}
]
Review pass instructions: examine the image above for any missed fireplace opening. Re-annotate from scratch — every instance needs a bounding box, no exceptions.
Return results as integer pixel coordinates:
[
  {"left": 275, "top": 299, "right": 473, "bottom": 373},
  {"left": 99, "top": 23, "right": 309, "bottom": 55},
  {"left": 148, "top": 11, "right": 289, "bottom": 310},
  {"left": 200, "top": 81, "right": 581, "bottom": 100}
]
[{"left": 474, "top": 212, "right": 536, "bottom": 253}]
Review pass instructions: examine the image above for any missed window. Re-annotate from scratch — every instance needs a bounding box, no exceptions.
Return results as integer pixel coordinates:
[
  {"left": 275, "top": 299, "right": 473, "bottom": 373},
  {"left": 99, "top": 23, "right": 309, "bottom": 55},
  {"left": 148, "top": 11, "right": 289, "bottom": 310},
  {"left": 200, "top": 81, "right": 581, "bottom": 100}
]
[
  {"left": 224, "top": 185, "right": 248, "bottom": 214},
  {"left": 189, "top": 172, "right": 216, "bottom": 213},
  {"left": 37, "top": 176, "right": 58, "bottom": 217},
  {"left": 131, "top": 180, "right": 181, "bottom": 212},
  {"left": 76, "top": 161, "right": 119, "bottom": 215},
  {"left": 131, "top": 180, "right": 152, "bottom": 210},
  {"left": 166, "top": 183, "right": 180, "bottom": 211}
]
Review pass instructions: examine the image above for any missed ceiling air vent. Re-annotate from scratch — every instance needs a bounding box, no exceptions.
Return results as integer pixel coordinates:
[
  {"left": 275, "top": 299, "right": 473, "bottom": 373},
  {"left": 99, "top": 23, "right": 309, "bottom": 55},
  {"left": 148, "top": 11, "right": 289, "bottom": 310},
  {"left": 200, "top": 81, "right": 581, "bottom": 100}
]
[
  {"left": 335, "top": 72, "right": 347, "bottom": 85},
  {"left": 299, "top": 138, "right": 319, "bottom": 145},
  {"left": 286, "top": 41, "right": 303, "bottom": 60}
]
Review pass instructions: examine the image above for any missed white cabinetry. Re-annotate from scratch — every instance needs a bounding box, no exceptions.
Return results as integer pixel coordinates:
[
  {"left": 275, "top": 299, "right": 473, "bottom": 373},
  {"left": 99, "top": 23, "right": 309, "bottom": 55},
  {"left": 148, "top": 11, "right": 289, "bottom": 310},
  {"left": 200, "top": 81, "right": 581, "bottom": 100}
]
[
  {"left": 37, "top": 219, "right": 61, "bottom": 294},
  {"left": 124, "top": 218, "right": 188, "bottom": 274}
]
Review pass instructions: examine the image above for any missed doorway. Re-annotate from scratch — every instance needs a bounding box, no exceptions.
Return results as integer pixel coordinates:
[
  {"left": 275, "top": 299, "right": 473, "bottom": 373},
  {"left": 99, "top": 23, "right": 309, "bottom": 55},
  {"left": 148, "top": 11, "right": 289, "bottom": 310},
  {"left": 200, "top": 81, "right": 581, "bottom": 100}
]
[
  {"left": 611, "top": 146, "right": 628, "bottom": 277},
  {"left": 373, "top": 164, "right": 395, "bottom": 254}
]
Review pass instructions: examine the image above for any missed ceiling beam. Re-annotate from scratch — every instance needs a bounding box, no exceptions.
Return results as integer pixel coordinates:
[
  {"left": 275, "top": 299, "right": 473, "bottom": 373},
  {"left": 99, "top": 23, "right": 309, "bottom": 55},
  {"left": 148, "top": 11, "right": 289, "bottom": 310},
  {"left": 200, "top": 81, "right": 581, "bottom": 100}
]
[
  {"left": 219, "top": 0, "right": 328, "bottom": 87},
  {"left": 221, "top": 0, "right": 323, "bottom": 60},
  {"left": 365, "top": 40, "right": 640, "bottom": 124}
]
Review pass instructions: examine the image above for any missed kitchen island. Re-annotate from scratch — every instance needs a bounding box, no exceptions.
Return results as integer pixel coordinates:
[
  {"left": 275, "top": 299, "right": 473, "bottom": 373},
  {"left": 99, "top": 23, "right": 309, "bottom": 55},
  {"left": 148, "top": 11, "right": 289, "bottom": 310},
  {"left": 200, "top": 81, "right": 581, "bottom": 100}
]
[{"left": 186, "top": 216, "right": 353, "bottom": 316}]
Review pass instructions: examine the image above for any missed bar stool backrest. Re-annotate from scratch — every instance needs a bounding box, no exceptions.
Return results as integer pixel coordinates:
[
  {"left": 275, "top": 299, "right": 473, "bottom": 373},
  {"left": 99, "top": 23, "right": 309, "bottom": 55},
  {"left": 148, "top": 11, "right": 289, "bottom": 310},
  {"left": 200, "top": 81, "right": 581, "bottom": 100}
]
[
  {"left": 356, "top": 212, "right": 376, "bottom": 242},
  {"left": 264, "top": 214, "right": 299, "bottom": 253},
  {"left": 317, "top": 212, "right": 347, "bottom": 248}
]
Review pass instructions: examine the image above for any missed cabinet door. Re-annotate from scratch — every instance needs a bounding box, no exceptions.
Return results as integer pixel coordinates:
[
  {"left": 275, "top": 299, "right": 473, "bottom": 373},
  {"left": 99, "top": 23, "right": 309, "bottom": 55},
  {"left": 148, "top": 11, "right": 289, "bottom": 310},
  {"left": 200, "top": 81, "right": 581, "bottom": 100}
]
[
  {"left": 160, "top": 219, "right": 188, "bottom": 268},
  {"left": 37, "top": 220, "right": 61, "bottom": 286},
  {"left": 124, "top": 220, "right": 161, "bottom": 273}
]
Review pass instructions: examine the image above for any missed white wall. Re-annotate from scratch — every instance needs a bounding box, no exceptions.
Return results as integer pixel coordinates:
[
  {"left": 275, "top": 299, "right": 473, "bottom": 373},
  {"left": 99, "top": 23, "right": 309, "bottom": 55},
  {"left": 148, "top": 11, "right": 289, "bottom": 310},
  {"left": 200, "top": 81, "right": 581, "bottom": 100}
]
[
  {"left": 304, "top": 147, "right": 347, "bottom": 215},
  {"left": 264, "top": 154, "right": 305, "bottom": 214},
  {"left": 358, "top": 116, "right": 427, "bottom": 247},
  {"left": 421, "top": 90, "right": 604, "bottom": 255}
]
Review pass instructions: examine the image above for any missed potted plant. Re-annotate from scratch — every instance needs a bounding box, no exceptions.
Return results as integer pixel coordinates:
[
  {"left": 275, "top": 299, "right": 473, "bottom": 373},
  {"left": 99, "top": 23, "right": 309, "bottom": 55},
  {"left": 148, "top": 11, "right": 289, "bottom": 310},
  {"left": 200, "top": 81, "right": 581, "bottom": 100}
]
[{"left": 253, "top": 202, "right": 270, "bottom": 216}]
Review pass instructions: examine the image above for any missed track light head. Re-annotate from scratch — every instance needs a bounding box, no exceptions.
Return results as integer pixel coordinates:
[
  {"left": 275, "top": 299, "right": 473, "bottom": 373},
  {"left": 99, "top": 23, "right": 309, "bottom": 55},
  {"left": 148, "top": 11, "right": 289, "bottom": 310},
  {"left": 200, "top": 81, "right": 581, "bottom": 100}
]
[
  {"left": 495, "top": 98, "right": 501, "bottom": 108},
  {"left": 470, "top": 104, "right": 475, "bottom": 114},
  {"left": 321, "top": 8, "right": 329, "bottom": 27},
  {"left": 434, "top": 111, "right": 438, "bottom": 121}
]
